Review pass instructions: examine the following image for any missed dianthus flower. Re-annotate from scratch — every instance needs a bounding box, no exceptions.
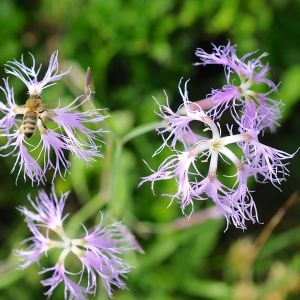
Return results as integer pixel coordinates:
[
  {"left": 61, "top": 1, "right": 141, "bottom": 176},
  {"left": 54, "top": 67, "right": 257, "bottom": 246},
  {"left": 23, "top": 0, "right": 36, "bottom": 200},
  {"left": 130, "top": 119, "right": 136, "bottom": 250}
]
[
  {"left": 15, "top": 188, "right": 134, "bottom": 299},
  {"left": 0, "top": 51, "right": 106, "bottom": 184},
  {"left": 141, "top": 79, "right": 294, "bottom": 230},
  {"left": 194, "top": 42, "right": 282, "bottom": 132}
]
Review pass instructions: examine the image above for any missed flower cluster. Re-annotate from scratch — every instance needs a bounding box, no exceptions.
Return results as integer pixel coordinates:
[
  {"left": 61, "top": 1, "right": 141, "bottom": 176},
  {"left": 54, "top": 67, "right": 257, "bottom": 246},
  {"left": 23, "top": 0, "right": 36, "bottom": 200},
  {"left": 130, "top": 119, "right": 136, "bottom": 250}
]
[
  {"left": 0, "top": 51, "right": 137, "bottom": 299},
  {"left": 194, "top": 43, "right": 282, "bottom": 132},
  {"left": 0, "top": 51, "right": 106, "bottom": 184},
  {"left": 141, "top": 42, "right": 295, "bottom": 230},
  {"left": 16, "top": 188, "right": 134, "bottom": 299}
]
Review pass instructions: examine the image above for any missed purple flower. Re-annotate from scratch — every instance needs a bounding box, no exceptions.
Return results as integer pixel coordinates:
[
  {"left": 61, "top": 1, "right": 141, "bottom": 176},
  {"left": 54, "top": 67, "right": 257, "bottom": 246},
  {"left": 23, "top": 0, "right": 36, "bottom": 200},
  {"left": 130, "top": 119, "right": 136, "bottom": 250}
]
[
  {"left": 15, "top": 188, "right": 135, "bottom": 299},
  {"left": 0, "top": 79, "right": 17, "bottom": 132},
  {"left": 0, "top": 51, "right": 106, "bottom": 184},
  {"left": 4, "top": 50, "right": 68, "bottom": 96},
  {"left": 239, "top": 128, "right": 295, "bottom": 188},
  {"left": 41, "top": 264, "right": 88, "bottom": 300},
  {"left": 194, "top": 42, "right": 282, "bottom": 132},
  {"left": 153, "top": 84, "right": 208, "bottom": 153},
  {"left": 18, "top": 188, "right": 67, "bottom": 230},
  {"left": 141, "top": 79, "right": 294, "bottom": 230}
]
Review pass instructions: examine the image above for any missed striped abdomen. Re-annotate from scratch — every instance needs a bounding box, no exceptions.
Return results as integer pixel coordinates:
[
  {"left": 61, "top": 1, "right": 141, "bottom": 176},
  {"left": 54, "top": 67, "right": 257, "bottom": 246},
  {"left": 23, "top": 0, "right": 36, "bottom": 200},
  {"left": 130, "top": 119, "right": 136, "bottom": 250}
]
[{"left": 22, "top": 111, "right": 38, "bottom": 138}]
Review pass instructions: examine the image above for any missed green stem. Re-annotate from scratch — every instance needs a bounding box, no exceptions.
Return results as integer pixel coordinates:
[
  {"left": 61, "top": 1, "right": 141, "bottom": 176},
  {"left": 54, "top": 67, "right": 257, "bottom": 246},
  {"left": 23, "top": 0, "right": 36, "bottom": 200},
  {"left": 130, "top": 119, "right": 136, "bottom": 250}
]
[
  {"left": 122, "top": 121, "right": 161, "bottom": 144},
  {"left": 67, "top": 120, "right": 160, "bottom": 231},
  {"left": 106, "top": 139, "right": 123, "bottom": 216},
  {"left": 66, "top": 191, "right": 106, "bottom": 235}
]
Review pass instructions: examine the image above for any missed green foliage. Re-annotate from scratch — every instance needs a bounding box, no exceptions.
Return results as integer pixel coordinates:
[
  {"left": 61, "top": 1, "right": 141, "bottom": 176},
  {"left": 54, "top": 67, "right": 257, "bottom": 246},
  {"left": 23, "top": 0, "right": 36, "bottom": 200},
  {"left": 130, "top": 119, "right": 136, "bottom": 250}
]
[{"left": 0, "top": 0, "right": 299, "bottom": 299}]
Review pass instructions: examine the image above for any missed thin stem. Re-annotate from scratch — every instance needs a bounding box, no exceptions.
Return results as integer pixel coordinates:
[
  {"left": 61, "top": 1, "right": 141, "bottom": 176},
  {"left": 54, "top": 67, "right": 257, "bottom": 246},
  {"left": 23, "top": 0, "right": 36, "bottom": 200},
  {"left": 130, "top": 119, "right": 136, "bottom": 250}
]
[
  {"left": 158, "top": 206, "right": 223, "bottom": 232},
  {"left": 132, "top": 206, "right": 223, "bottom": 235},
  {"left": 122, "top": 121, "right": 161, "bottom": 144},
  {"left": 106, "top": 139, "right": 123, "bottom": 216},
  {"left": 254, "top": 192, "right": 299, "bottom": 253},
  {"left": 68, "top": 119, "right": 161, "bottom": 228},
  {"left": 66, "top": 191, "right": 106, "bottom": 235},
  {"left": 178, "top": 96, "right": 215, "bottom": 115}
]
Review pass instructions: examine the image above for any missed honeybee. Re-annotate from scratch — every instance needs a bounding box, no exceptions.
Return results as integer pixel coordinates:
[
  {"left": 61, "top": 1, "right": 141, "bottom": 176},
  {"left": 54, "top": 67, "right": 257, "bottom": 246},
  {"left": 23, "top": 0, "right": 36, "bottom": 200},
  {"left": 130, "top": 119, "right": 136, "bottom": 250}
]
[{"left": 22, "top": 94, "right": 46, "bottom": 138}]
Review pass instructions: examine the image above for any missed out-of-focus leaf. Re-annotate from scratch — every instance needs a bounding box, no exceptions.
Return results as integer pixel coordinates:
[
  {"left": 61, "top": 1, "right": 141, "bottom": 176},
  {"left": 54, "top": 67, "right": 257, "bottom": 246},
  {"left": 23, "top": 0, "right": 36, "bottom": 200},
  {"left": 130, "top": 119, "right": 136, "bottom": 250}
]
[
  {"left": 179, "top": 277, "right": 231, "bottom": 299},
  {"left": 0, "top": 265, "right": 21, "bottom": 288},
  {"left": 172, "top": 219, "right": 223, "bottom": 272},
  {"left": 277, "top": 65, "right": 300, "bottom": 120},
  {"left": 257, "top": 225, "right": 300, "bottom": 259},
  {"left": 208, "top": 0, "right": 239, "bottom": 33},
  {"left": 109, "top": 110, "right": 135, "bottom": 137}
]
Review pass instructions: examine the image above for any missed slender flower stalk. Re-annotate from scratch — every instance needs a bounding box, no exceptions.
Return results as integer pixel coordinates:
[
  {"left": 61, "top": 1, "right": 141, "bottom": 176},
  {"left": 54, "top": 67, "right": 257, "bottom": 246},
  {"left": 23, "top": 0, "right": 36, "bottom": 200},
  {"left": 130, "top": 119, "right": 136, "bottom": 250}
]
[
  {"left": 0, "top": 51, "right": 106, "bottom": 184},
  {"left": 15, "top": 188, "right": 135, "bottom": 299}
]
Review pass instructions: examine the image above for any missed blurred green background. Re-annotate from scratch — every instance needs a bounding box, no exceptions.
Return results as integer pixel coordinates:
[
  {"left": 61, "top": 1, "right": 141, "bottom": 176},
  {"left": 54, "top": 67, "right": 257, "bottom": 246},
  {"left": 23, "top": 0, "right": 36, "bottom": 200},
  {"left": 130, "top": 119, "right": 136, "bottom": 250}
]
[{"left": 0, "top": 0, "right": 300, "bottom": 299}]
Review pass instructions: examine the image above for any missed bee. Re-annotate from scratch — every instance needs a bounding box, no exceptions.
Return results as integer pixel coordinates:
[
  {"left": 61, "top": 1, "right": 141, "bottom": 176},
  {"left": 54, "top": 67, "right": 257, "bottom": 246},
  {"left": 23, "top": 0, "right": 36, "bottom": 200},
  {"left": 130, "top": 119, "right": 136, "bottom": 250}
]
[{"left": 22, "top": 94, "right": 46, "bottom": 138}]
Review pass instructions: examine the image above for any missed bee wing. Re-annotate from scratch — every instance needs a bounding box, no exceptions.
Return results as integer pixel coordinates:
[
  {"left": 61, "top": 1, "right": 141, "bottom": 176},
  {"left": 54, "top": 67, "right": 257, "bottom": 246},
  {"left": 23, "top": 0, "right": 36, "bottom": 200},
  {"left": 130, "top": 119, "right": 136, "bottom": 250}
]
[{"left": 40, "top": 108, "right": 56, "bottom": 121}]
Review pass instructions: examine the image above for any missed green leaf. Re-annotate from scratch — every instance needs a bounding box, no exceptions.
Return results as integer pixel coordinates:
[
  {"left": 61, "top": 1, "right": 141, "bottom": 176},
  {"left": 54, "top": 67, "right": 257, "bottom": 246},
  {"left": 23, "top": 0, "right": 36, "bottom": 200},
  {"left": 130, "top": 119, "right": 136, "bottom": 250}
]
[{"left": 278, "top": 65, "right": 300, "bottom": 120}]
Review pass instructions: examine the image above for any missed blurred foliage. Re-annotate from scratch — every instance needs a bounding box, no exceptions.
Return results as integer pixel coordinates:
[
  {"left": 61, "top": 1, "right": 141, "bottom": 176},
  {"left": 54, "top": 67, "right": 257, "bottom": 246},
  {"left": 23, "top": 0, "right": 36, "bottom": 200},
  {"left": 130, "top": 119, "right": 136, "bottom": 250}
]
[{"left": 0, "top": 0, "right": 300, "bottom": 299}]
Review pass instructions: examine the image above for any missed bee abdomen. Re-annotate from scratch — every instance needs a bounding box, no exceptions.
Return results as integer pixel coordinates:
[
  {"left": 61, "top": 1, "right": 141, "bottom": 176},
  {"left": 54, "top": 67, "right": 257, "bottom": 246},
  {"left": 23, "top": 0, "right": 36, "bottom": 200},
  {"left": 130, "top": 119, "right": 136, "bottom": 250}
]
[{"left": 23, "top": 112, "right": 37, "bottom": 138}]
